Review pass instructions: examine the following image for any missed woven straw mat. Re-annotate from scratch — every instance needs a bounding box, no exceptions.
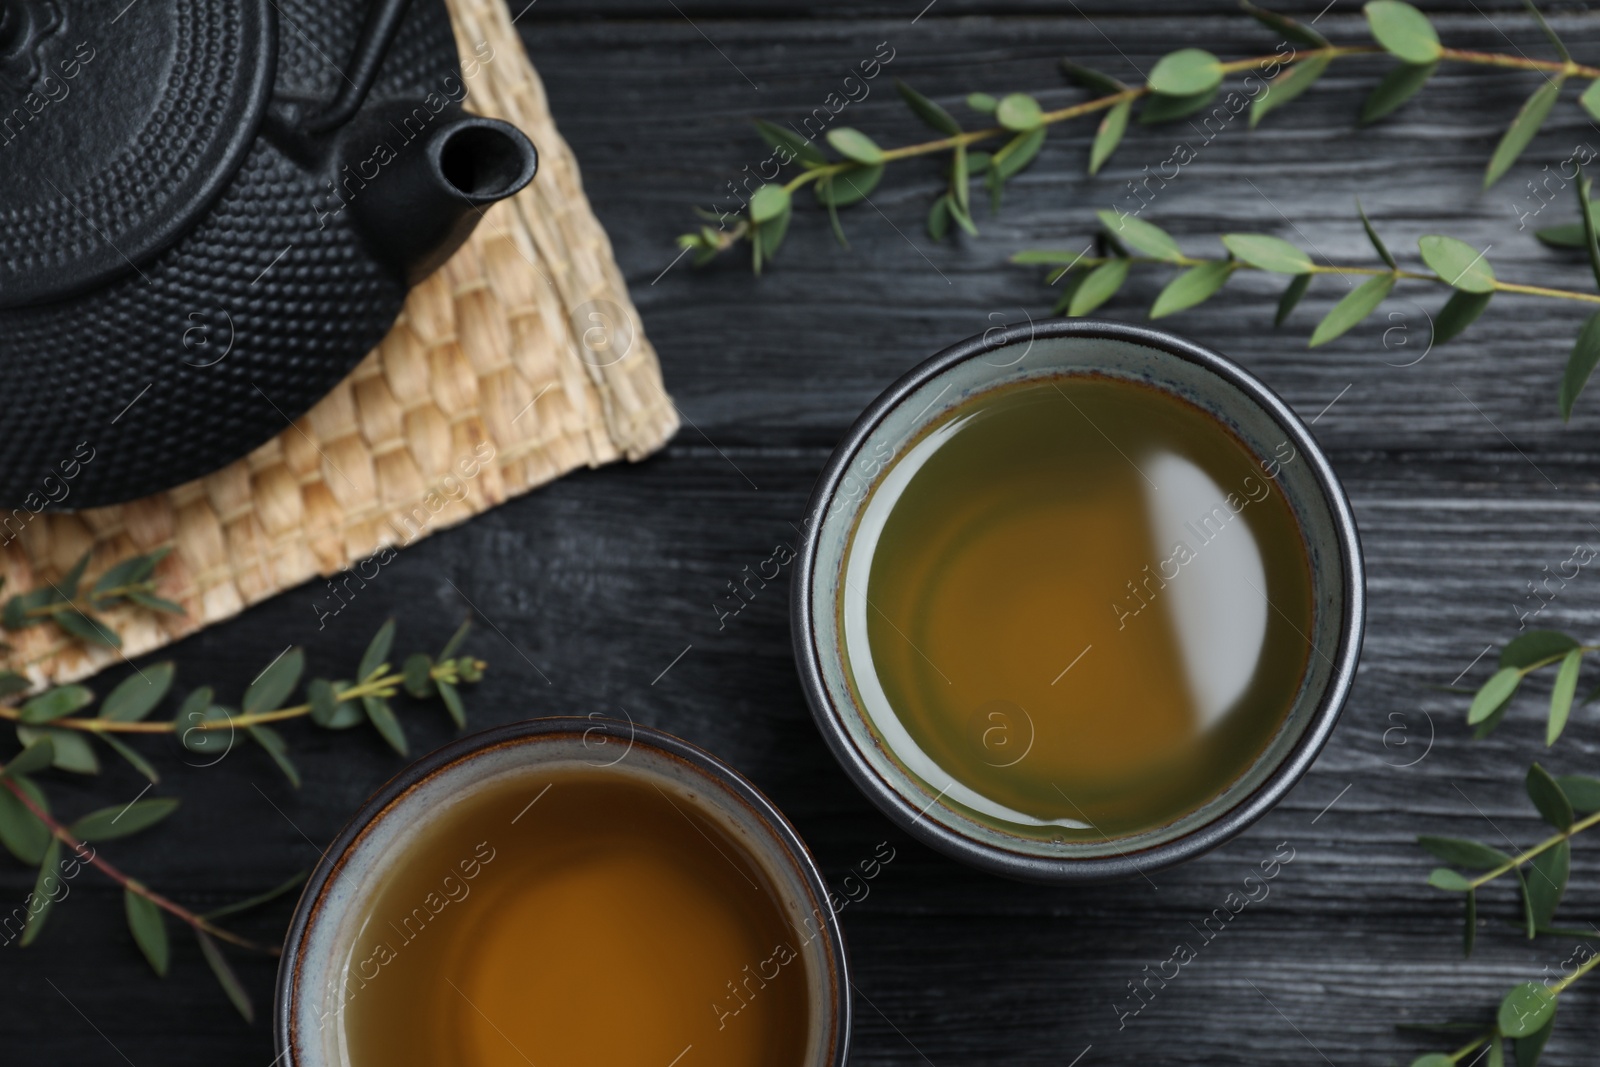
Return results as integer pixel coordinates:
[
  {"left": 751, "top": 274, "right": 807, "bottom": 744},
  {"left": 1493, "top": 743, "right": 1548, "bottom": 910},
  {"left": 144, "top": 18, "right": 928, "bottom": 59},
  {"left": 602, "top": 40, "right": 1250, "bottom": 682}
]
[{"left": 0, "top": 0, "right": 679, "bottom": 689}]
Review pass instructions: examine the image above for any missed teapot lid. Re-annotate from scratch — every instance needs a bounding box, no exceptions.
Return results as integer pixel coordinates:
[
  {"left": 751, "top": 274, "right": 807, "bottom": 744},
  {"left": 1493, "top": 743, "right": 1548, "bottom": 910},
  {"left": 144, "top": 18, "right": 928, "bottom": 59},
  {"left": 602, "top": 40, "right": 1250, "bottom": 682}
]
[{"left": 0, "top": 0, "right": 274, "bottom": 308}]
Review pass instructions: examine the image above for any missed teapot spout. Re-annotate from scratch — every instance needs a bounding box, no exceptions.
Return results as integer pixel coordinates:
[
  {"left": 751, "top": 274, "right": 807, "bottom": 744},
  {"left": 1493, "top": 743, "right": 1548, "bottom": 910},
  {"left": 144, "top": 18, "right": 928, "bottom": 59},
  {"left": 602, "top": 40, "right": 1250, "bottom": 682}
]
[{"left": 343, "top": 114, "right": 538, "bottom": 285}]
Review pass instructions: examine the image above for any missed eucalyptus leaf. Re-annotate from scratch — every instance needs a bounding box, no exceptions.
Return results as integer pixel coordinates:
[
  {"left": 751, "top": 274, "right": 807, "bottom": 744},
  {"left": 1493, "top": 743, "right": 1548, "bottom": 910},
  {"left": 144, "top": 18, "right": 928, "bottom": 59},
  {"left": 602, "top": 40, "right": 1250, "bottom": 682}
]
[
  {"left": 1275, "top": 274, "right": 1313, "bottom": 326},
  {"left": 755, "top": 201, "right": 790, "bottom": 266},
  {"left": 1059, "top": 60, "right": 1127, "bottom": 97},
  {"left": 438, "top": 619, "right": 471, "bottom": 661},
  {"left": 1366, "top": 0, "right": 1443, "bottom": 65},
  {"left": 1432, "top": 290, "right": 1492, "bottom": 345},
  {"left": 1067, "top": 259, "right": 1130, "bottom": 317},
  {"left": 402, "top": 654, "right": 435, "bottom": 699},
  {"left": 991, "top": 127, "right": 1046, "bottom": 182},
  {"left": 1556, "top": 773, "right": 1600, "bottom": 813},
  {"left": 1089, "top": 99, "right": 1131, "bottom": 175},
  {"left": 127, "top": 591, "right": 183, "bottom": 615},
  {"left": 196, "top": 930, "right": 254, "bottom": 1023},
  {"left": 1464, "top": 886, "right": 1477, "bottom": 957},
  {"left": 437, "top": 679, "right": 466, "bottom": 729},
  {"left": 100, "top": 663, "right": 175, "bottom": 722},
  {"left": 1527, "top": 763, "right": 1574, "bottom": 830},
  {"left": 1417, "top": 835, "right": 1511, "bottom": 870},
  {"left": 1251, "top": 56, "right": 1330, "bottom": 128},
  {"left": 1578, "top": 174, "right": 1600, "bottom": 293},
  {"left": 1582, "top": 79, "right": 1600, "bottom": 122},
  {"left": 996, "top": 92, "right": 1044, "bottom": 132},
  {"left": 1150, "top": 262, "right": 1233, "bottom": 318},
  {"left": 1309, "top": 274, "right": 1396, "bottom": 347},
  {"left": 20, "top": 838, "right": 61, "bottom": 946},
  {"left": 754, "top": 120, "right": 826, "bottom": 168},
  {"left": 748, "top": 184, "right": 790, "bottom": 224},
  {"left": 1140, "top": 87, "right": 1219, "bottom": 125},
  {"left": 56, "top": 609, "right": 119, "bottom": 648},
  {"left": 1222, "top": 234, "right": 1313, "bottom": 274},
  {"left": 363, "top": 696, "right": 407, "bottom": 757},
  {"left": 243, "top": 648, "right": 304, "bottom": 715},
  {"left": 1522, "top": 0, "right": 1571, "bottom": 62},
  {"left": 0, "top": 671, "right": 28, "bottom": 698},
  {"left": 100, "top": 734, "right": 159, "bottom": 785},
  {"left": 1501, "top": 630, "right": 1579, "bottom": 669},
  {"left": 967, "top": 92, "right": 998, "bottom": 113},
  {"left": 1362, "top": 61, "right": 1436, "bottom": 123},
  {"left": 89, "top": 550, "right": 163, "bottom": 598},
  {"left": 814, "top": 165, "right": 884, "bottom": 207},
  {"left": 1149, "top": 49, "right": 1223, "bottom": 96},
  {"left": 1427, "top": 867, "right": 1473, "bottom": 892},
  {"left": 1514, "top": 1014, "right": 1555, "bottom": 1067},
  {"left": 358, "top": 620, "right": 396, "bottom": 682},
  {"left": 200, "top": 870, "right": 309, "bottom": 921},
  {"left": 124, "top": 889, "right": 169, "bottom": 976},
  {"left": 1497, "top": 982, "right": 1556, "bottom": 1039},
  {"left": 826, "top": 127, "right": 884, "bottom": 165},
  {"left": 1485, "top": 78, "right": 1566, "bottom": 189},
  {"left": 1467, "top": 666, "right": 1521, "bottom": 725},
  {"left": 70, "top": 797, "right": 179, "bottom": 842},
  {"left": 1557, "top": 311, "right": 1600, "bottom": 421},
  {"left": 1239, "top": 1, "right": 1330, "bottom": 48},
  {"left": 17, "top": 726, "right": 99, "bottom": 775},
  {"left": 249, "top": 725, "right": 301, "bottom": 789},
  {"left": 1526, "top": 840, "right": 1570, "bottom": 929},
  {"left": 20, "top": 684, "right": 94, "bottom": 724},
  {"left": 3, "top": 737, "right": 56, "bottom": 779},
  {"left": 309, "top": 679, "right": 363, "bottom": 730},
  {"left": 1419, "top": 235, "right": 1495, "bottom": 293},
  {"left": 1358, "top": 200, "right": 1398, "bottom": 269},
  {"left": 895, "top": 80, "right": 961, "bottom": 136},
  {"left": 59, "top": 550, "right": 91, "bottom": 596},
  {"left": 0, "top": 779, "right": 51, "bottom": 865},
  {"left": 1547, "top": 648, "right": 1582, "bottom": 745},
  {"left": 1097, "top": 211, "right": 1183, "bottom": 262}
]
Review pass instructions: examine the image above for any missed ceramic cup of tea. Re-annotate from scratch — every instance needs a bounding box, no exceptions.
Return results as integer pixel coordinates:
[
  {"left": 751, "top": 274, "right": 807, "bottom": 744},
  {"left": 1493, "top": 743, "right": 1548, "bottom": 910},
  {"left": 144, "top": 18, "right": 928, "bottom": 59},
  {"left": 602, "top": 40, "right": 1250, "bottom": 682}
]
[
  {"left": 274, "top": 717, "right": 850, "bottom": 1067},
  {"left": 793, "top": 319, "right": 1364, "bottom": 883}
]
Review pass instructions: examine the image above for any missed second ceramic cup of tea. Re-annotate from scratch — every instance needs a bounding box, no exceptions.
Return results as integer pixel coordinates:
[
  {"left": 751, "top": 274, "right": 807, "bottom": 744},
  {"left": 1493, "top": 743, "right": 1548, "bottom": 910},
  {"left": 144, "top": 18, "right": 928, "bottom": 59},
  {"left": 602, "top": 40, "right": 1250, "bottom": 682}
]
[{"left": 793, "top": 320, "right": 1364, "bottom": 882}]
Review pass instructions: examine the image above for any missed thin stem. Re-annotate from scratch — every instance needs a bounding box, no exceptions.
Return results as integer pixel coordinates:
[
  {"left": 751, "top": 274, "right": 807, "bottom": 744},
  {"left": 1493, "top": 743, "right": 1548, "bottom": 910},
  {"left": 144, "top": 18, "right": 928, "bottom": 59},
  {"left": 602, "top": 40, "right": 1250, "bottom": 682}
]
[
  {"left": 1447, "top": 1032, "right": 1492, "bottom": 1063},
  {"left": 1439, "top": 47, "right": 1600, "bottom": 78},
  {"left": 1027, "top": 253, "right": 1600, "bottom": 306},
  {"left": 1470, "top": 808, "right": 1600, "bottom": 889},
  {"left": 1551, "top": 944, "right": 1600, "bottom": 994},
  {"left": 0, "top": 773, "right": 276, "bottom": 954}
]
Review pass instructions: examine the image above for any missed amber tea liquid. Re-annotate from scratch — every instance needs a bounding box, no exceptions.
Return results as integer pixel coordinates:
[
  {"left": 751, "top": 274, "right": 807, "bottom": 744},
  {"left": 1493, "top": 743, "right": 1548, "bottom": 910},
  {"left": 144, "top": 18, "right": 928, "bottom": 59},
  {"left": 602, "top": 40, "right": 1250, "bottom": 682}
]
[
  {"left": 841, "top": 375, "right": 1314, "bottom": 839},
  {"left": 338, "top": 767, "right": 812, "bottom": 1067}
]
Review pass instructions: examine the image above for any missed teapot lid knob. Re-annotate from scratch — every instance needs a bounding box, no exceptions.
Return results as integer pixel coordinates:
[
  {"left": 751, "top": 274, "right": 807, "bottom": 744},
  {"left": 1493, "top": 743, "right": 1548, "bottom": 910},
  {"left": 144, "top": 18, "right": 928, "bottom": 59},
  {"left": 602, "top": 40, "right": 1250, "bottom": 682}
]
[{"left": 0, "top": 0, "right": 275, "bottom": 307}]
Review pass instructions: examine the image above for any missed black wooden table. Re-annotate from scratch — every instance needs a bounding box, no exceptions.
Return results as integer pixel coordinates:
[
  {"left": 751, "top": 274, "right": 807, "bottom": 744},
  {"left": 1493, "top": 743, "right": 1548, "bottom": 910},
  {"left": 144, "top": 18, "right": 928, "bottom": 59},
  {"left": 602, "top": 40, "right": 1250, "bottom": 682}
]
[{"left": 8, "top": 1, "right": 1600, "bottom": 1062}]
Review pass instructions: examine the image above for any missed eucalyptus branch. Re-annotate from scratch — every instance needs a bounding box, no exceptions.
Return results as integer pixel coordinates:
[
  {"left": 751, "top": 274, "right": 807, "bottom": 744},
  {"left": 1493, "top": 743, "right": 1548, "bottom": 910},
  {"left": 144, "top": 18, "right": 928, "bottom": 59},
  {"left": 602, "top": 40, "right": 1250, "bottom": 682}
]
[
  {"left": 681, "top": 1, "right": 1600, "bottom": 271},
  {"left": 1, "top": 547, "right": 181, "bottom": 650}
]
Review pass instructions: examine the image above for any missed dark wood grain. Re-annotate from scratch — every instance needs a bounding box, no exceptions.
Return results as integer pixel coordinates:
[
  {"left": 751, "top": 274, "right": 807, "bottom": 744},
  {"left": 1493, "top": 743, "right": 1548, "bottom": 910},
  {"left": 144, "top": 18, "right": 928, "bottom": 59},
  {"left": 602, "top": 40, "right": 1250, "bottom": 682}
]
[{"left": 8, "top": 2, "right": 1600, "bottom": 1064}]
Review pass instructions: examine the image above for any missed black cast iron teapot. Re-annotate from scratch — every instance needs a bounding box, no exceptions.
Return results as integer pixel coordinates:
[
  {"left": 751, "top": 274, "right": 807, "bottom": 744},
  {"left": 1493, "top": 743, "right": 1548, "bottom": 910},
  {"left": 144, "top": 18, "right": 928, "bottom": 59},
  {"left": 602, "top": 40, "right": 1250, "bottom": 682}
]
[{"left": 0, "top": 0, "right": 537, "bottom": 509}]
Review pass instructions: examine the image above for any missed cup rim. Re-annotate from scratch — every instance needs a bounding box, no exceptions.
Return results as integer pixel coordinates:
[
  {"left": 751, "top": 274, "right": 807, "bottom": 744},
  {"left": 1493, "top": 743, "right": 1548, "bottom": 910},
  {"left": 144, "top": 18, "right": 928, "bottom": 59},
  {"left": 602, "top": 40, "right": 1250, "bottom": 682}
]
[
  {"left": 790, "top": 318, "right": 1366, "bottom": 883},
  {"left": 272, "top": 715, "right": 852, "bottom": 1065}
]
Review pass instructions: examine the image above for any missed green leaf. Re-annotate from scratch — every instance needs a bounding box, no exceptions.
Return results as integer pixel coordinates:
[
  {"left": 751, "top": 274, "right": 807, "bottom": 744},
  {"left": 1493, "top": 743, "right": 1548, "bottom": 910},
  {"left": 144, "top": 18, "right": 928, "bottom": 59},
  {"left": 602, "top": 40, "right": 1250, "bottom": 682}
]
[
  {"left": 896, "top": 80, "right": 961, "bottom": 136},
  {"left": 1239, "top": 1, "right": 1330, "bottom": 48},
  {"left": 124, "top": 889, "right": 169, "bottom": 976},
  {"left": 754, "top": 119, "right": 826, "bottom": 167},
  {"left": 243, "top": 648, "right": 303, "bottom": 715},
  {"left": 995, "top": 92, "right": 1044, "bottom": 132},
  {"left": 100, "top": 663, "right": 175, "bottom": 722},
  {"left": 1556, "top": 773, "right": 1600, "bottom": 813},
  {"left": 90, "top": 551, "right": 162, "bottom": 599},
  {"left": 196, "top": 930, "right": 254, "bottom": 1023},
  {"left": 363, "top": 696, "right": 407, "bottom": 756},
  {"left": 126, "top": 590, "right": 184, "bottom": 615},
  {"left": 20, "top": 684, "right": 94, "bottom": 724},
  {"left": 1577, "top": 174, "right": 1600, "bottom": 293},
  {"left": 59, "top": 550, "right": 91, "bottom": 597},
  {"left": 1417, "top": 835, "right": 1511, "bottom": 869},
  {"left": 0, "top": 779, "right": 51, "bottom": 864},
  {"left": 1428, "top": 867, "right": 1473, "bottom": 891},
  {"left": 1488, "top": 1031, "right": 1505, "bottom": 1067},
  {"left": 358, "top": 619, "right": 396, "bottom": 681},
  {"left": 1468, "top": 666, "right": 1522, "bottom": 724},
  {"left": 175, "top": 698, "right": 231, "bottom": 758},
  {"left": 437, "top": 679, "right": 466, "bottom": 729},
  {"left": 1150, "top": 262, "right": 1234, "bottom": 318},
  {"left": 1526, "top": 840, "right": 1570, "bottom": 929},
  {"left": 966, "top": 92, "right": 998, "bottom": 113},
  {"left": 1485, "top": 78, "right": 1567, "bottom": 189},
  {"left": 1548, "top": 648, "right": 1582, "bottom": 745},
  {"left": 1067, "top": 259, "right": 1130, "bottom": 317},
  {"left": 1474, "top": 698, "right": 1513, "bottom": 740},
  {"left": 754, "top": 201, "right": 790, "bottom": 268},
  {"left": 439, "top": 619, "right": 471, "bottom": 661},
  {"left": 1411, "top": 1055, "right": 1455, "bottom": 1067},
  {"left": 952, "top": 144, "right": 972, "bottom": 215},
  {"left": 1097, "top": 211, "right": 1183, "bottom": 262},
  {"left": 826, "top": 127, "right": 883, "bottom": 165},
  {"left": 1581, "top": 79, "right": 1600, "bottom": 122},
  {"left": 1149, "top": 49, "right": 1223, "bottom": 96},
  {"left": 1089, "top": 99, "right": 1131, "bottom": 175},
  {"left": 1559, "top": 311, "right": 1600, "bottom": 420},
  {"left": 927, "top": 196, "right": 951, "bottom": 241},
  {"left": 1361, "top": 61, "right": 1436, "bottom": 124},
  {"left": 1222, "top": 234, "right": 1313, "bottom": 274},
  {"left": 0, "top": 671, "right": 29, "bottom": 699},
  {"left": 249, "top": 725, "right": 300, "bottom": 788},
  {"left": 1432, "top": 290, "right": 1492, "bottom": 345},
  {"left": 1059, "top": 60, "right": 1127, "bottom": 96},
  {"left": 1535, "top": 221, "right": 1589, "bottom": 248},
  {"left": 1275, "top": 274, "right": 1313, "bottom": 326},
  {"left": 4, "top": 737, "right": 56, "bottom": 779},
  {"left": 56, "top": 609, "right": 119, "bottom": 648},
  {"left": 1357, "top": 201, "right": 1398, "bottom": 269},
  {"left": 1140, "top": 88, "right": 1219, "bottom": 124},
  {"left": 1251, "top": 56, "right": 1331, "bottom": 128},
  {"left": 100, "top": 734, "right": 159, "bottom": 785},
  {"left": 1498, "top": 982, "right": 1556, "bottom": 1039},
  {"left": 1366, "top": 0, "right": 1442, "bottom": 64},
  {"left": 748, "top": 184, "right": 790, "bottom": 225},
  {"left": 1419, "top": 235, "right": 1496, "bottom": 293},
  {"left": 814, "top": 165, "right": 884, "bottom": 207},
  {"left": 1309, "top": 274, "right": 1396, "bottom": 347},
  {"left": 309, "top": 679, "right": 363, "bottom": 730},
  {"left": 1501, "top": 630, "right": 1579, "bottom": 669},
  {"left": 1518, "top": 867, "right": 1537, "bottom": 937},
  {"left": 402, "top": 654, "right": 435, "bottom": 698},
  {"left": 1523, "top": 0, "right": 1571, "bottom": 62},
  {"left": 991, "top": 127, "right": 1046, "bottom": 182},
  {"left": 1527, "top": 763, "right": 1574, "bottom": 830},
  {"left": 201, "top": 870, "right": 309, "bottom": 921},
  {"left": 17, "top": 726, "right": 98, "bottom": 775},
  {"left": 1514, "top": 1015, "right": 1555, "bottom": 1067},
  {"left": 20, "top": 838, "right": 61, "bottom": 946},
  {"left": 70, "top": 797, "right": 179, "bottom": 842}
]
